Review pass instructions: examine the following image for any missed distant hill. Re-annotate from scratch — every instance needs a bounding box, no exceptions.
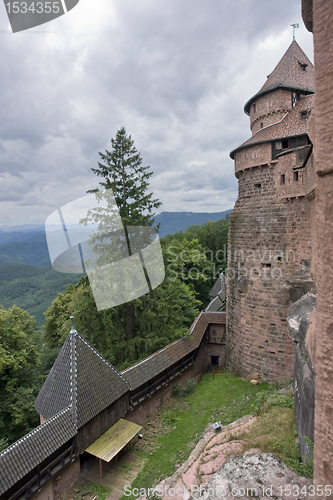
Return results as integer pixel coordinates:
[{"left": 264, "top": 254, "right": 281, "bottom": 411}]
[
  {"left": 0, "top": 229, "right": 44, "bottom": 246},
  {"left": 154, "top": 210, "right": 232, "bottom": 237},
  {"left": 0, "top": 211, "right": 232, "bottom": 325},
  {"left": 0, "top": 224, "right": 44, "bottom": 232},
  {"left": 0, "top": 234, "right": 51, "bottom": 266},
  {"left": 0, "top": 263, "right": 83, "bottom": 326},
  {"left": 0, "top": 211, "right": 232, "bottom": 265}
]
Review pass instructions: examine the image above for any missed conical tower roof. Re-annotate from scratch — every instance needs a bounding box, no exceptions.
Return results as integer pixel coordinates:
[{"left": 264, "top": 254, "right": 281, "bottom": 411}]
[
  {"left": 34, "top": 330, "right": 129, "bottom": 429},
  {"left": 244, "top": 40, "right": 314, "bottom": 115}
]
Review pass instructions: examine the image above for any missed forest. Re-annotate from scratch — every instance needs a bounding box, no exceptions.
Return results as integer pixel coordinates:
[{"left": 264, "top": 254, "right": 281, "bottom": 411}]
[
  {"left": 0, "top": 216, "right": 229, "bottom": 451},
  {"left": 0, "top": 127, "right": 229, "bottom": 450}
]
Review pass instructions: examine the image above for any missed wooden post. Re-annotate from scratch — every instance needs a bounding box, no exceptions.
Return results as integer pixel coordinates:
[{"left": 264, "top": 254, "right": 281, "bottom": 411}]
[{"left": 99, "top": 458, "right": 103, "bottom": 479}]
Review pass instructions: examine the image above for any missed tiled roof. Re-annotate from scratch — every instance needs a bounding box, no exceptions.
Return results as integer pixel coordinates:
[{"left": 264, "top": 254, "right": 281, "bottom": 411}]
[
  {"left": 244, "top": 41, "right": 314, "bottom": 114},
  {"left": 230, "top": 95, "right": 314, "bottom": 159},
  {"left": 3, "top": 312, "right": 225, "bottom": 495},
  {"left": 0, "top": 407, "right": 76, "bottom": 496},
  {"left": 35, "top": 330, "right": 129, "bottom": 429},
  {"left": 209, "top": 273, "right": 226, "bottom": 299},
  {"left": 206, "top": 295, "right": 223, "bottom": 312},
  {"left": 121, "top": 311, "right": 226, "bottom": 390}
]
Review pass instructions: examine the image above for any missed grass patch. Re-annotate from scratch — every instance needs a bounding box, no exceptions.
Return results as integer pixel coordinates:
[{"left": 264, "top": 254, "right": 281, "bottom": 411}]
[
  {"left": 123, "top": 373, "right": 270, "bottom": 500},
  {"left": 121, "top": 463, "right": 132, "bottom": 472},
  {"left": 82, "top": 481, "right": 112, "bottom": 500},
  {"left": 121, "top": 374, "right": 311, "bottom": 500},
  {"left": 238, "top": 390, "right": 313, "bottom": 478}
]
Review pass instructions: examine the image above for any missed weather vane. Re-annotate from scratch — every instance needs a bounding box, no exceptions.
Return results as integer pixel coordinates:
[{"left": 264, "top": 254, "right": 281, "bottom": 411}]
[{"left": 291, "top": 23, "right": 299, "bottom": 41}]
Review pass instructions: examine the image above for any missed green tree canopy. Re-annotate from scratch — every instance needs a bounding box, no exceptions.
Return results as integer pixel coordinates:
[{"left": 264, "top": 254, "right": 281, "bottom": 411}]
[
  {"left": 0, "top": 306, "right": 41, "bottom": 445},
  {"left": 162, "top": 237, "right": 216, "bottom": 307},
  {"left": 43, "top": 273, "right": 200, "bottom": 370},
  {"left": 163, "top": 216, "right": 229, "bottom": 274}
]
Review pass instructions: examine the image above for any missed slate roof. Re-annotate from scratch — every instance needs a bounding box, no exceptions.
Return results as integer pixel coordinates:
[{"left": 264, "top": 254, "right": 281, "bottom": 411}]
[
  {"left": 244, "top": 40, "right": 314, "bottom": 114},
  {"left": 230, "top": 94, "right": 314, "bottom": 159},
  {"left": 35, "top": 330, "right": 129, "bottom": 429},
  {"left": 121, "top": 311, "right": 226, "bottom": 390},
  {"left": 0, "top": 407, "right": 76, "bottom": 496},
  {"left": 209, "top": 273, "right": 226, "bottom": 299},
  {"left": 205, "top": 294, "right": 224, "bottom": 312}
]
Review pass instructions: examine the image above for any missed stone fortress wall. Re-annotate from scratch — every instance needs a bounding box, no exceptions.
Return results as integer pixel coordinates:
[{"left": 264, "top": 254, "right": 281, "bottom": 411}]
[
  {"left": 301, "top": 0, "right": 333, "bottom": 488},
  {"left": 226, "top": 39, "right": 316, "bottom": 382},
  {"left": 227, "top": 0, "right": 333, "bottom": 487}
]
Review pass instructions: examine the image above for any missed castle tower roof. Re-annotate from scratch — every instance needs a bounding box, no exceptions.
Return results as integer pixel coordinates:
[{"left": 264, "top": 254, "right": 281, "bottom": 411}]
[
  {"left": 244, "top": 40, "right": 314, "bottom": 115},
  {"left": 34, "top": 330, "right": 129, "bottom": 429},
  {"left": 230, "top": 94, "right": 314, "bottom": 159}
]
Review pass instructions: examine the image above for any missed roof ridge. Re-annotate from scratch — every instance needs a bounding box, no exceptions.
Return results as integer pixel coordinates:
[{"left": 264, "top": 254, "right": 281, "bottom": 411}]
[
  {"left": 35, "top": 329, "right": 130, "bottom": 427},
  {"left": 281, "top": 40, "right": 295, "bottom": 85},
  {"left": 70, "top": 332, "right": 78, "bottom": 428},
  {"left": 74, "top": 331, "right": 129, "bottom": 385},
  {"left": 0, "top": 406, "right": 73, "bottom": 458}
]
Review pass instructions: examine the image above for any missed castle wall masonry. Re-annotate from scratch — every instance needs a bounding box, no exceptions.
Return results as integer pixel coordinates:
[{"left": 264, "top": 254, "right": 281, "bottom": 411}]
[
  {"left": 227, "top": 39, "right": 315, "bottom": 382},
  {"left": 250, "top": 88, "right": 293, "bottom": 134},
  {"left": 302, "top": 0, "right": 333, "bottom": 487}
]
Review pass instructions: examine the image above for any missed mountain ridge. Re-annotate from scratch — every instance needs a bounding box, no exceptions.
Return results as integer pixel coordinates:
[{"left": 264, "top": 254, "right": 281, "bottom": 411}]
[{"left": 0, "top": 210, "right": 232, "bottom": 266}]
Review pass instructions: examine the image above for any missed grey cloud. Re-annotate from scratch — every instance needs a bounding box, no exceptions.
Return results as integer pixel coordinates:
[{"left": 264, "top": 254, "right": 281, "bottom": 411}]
[{"left": 0, "top": 0, "right": 313, "bottom": 224}]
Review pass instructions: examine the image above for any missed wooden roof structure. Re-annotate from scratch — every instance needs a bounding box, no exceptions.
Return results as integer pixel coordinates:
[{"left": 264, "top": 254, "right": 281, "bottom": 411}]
[{"left": 85, "top": 419, "right": 142, "bottom": 462}]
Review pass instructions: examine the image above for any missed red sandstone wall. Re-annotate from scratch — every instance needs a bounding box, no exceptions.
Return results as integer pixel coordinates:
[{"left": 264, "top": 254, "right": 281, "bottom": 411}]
[
  {"left": 275, "top": 151, "right": 307, "bottom": 198},
  {"left": 227, "top": 161, "right": 313, "bottom": 382},
  {"left": 249, "top": 89, "right": 292, "bottom": 134},
  {"left": 234, "top": 143, "right": 271, "bottom": 173},
  {"left": 306, "top": 0, "right": 333, "bottom": 488},
  {"left": 304, "top": 151, "right": 316, "bottom": 195}
]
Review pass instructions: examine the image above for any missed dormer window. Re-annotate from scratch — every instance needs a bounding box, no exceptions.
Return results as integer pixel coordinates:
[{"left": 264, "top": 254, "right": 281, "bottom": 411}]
[
  {"left": 298, "top": 61, "right": 308, "bottom": 71},
  {"left": 253, "top": 103, "right": 256, "bottom": 113},
  {"left": 301, "top": 110, "right": 311, "bottom": 119},
  {"left": 292, "top": 91, "right": 301, "bottom": 108}
]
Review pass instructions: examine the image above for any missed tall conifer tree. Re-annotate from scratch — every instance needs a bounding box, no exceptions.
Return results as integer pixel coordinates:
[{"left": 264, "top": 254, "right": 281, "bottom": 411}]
[
  {"left": 89, "top": 127, "right": 161, "bottom": 228},
  {"left": 87, "top": 128, "right": 162, "bottom": 338}
]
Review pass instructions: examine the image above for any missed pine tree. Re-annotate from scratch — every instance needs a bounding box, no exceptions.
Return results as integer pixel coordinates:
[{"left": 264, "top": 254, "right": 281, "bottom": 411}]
[
  {"left": 86, "top": 128, "right": 162, "bottom": 339},
  {"left": 89, "top": 127, "right": 161, "bottom": 228}
]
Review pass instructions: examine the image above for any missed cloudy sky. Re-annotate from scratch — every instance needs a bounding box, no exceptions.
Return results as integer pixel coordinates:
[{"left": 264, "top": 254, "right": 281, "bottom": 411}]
[{"left": 0, "top": 0, "right": 314, "bottom": 226}]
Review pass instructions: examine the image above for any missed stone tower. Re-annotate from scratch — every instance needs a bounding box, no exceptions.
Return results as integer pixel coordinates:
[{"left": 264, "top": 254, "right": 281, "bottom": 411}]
[{"left": 226, "top": 40, "right": 316, "bottom": 382}]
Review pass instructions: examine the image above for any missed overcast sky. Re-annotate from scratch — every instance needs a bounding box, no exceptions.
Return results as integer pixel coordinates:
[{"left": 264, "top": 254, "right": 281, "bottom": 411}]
[{"left": 0, "top": 0, "right": 314, "bottom": 226}]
